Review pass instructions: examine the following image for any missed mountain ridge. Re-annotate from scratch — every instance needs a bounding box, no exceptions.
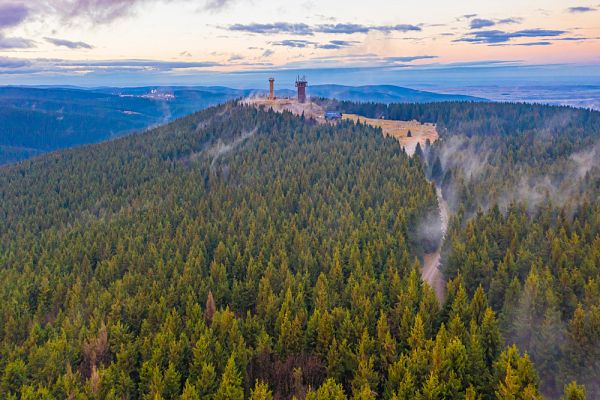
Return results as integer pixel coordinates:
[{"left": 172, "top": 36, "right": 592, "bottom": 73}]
[{"left": 0, "top": 84, "right": 484, "bottom": 165}]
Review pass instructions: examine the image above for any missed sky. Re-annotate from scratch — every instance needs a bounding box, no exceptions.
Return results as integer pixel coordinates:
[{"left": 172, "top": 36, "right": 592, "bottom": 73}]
[{"left": 0, "top": 0, "right": 599, "bottom": 87}]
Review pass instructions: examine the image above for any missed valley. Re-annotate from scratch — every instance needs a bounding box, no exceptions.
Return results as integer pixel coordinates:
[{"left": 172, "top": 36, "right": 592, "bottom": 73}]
[{"left": 421, "top": 187, "right": 449, "bottom": 301}]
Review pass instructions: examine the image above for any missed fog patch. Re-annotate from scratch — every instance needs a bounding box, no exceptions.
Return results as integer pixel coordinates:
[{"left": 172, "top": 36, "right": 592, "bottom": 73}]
[
  {"left": 207, "top": 127, "right": 257, "bottom": 171},
  {"left": 571, "top": 143, "right": 600, "bottom": 178},
  {"left": 497, "top": 143, "right": 599, "bottom": 211},
  {"left": 435, "top": 133, "right": 599, "bottom": 213},
  {"left": 414, "top": 209, "right": 444, "bottom": 253},
  {"left": 439, "top": 135, "right": 490, "bottom": 181}
]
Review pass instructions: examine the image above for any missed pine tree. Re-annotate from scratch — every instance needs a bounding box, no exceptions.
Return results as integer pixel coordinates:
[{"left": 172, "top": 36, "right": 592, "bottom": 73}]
[
  {"left": 250, "top": 380, "right": 273, "bottom": 400},
  {"left": 431, "top": 156, "right": 443, "bottom": 182},
  {"left": 414, "top": 142, "right": 423, "bottom": 159},
  {"left": 352, "top": 384, "right": 376, "bottom": 400},
  {"left": 180, "top": 381, "right": 200, "bottom": 400},
  {"left": 420, "top": 372, "right": 442, "bottom": 400},
  {"left": 1, "top": 359, "right": 27, "bottom": 397},
  {"left": 214, "top": 356, "right": 243, "bottom": 400},
  {"left": 306, "top": 378, "right": 347, "bottom": 400},
  {"left": 561, "top": 381, "right": 585, "bottom": 400}
]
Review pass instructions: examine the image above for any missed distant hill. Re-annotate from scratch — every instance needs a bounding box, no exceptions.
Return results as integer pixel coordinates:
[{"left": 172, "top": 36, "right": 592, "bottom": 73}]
[
  {"left": 307, "top": 84, "right": 485, "bottom": 103},
  {"left": 0, "top": 84, "right": 484, "bottom": 164},
  {"left": 0, "top": 86, "right": 244, "bottom": 164}
]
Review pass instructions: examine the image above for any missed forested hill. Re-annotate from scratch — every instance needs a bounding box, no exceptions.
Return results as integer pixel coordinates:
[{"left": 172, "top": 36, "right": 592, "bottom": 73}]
[
  {"left": 0, "top": 101, "right": 575, "bottom": 399},
  {"left": 0, "top": 85, "right": 482, "bottom": 166},
  {"left": 0, "top": 87, "right": 242, "bottom": 165},
  {"left": 325, "top": 99, "right": 600, "bottom": 398},
  {"left": 322, "top": 100, "right": 600, "bottom": 210}
]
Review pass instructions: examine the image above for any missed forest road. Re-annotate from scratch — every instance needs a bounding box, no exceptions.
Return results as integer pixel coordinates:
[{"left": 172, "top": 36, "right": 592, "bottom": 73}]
[{"left": 422, "top": 187, "right": 449, "bottom": 301}]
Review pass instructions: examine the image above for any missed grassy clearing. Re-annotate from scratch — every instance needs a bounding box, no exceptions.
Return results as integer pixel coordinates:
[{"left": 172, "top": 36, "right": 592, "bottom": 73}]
[{"left": 343, "top": 114, "right": 438, "bottom": 155}]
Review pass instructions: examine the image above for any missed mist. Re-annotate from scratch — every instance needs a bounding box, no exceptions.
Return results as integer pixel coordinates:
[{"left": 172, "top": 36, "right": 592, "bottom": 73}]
[
  {"left": 207, "top": 127, "right": 257, "bottom": 171},
  {"left": 434, "top": 134, "right": 599, "bottom": 213}
]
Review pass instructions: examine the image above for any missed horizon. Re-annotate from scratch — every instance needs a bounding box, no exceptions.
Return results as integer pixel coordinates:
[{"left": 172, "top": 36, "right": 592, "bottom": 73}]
[{"left": 1, "top": 0, "right": 600, "bottom": 87}]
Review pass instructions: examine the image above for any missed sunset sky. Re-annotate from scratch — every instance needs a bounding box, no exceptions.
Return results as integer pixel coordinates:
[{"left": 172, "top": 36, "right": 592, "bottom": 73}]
[{"left": 1, "top": 0, "right": 599, "bottom": 86}]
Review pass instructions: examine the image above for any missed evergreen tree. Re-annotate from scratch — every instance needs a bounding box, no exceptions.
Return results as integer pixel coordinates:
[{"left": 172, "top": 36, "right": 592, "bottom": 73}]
[{"left": 214, "top": 356, "right": 243, "bottom": 400}]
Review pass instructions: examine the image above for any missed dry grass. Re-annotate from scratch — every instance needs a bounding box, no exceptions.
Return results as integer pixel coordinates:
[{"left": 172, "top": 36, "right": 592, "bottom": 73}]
[{"left": 343, "top": 114, "right": 438, "bottom": 155}]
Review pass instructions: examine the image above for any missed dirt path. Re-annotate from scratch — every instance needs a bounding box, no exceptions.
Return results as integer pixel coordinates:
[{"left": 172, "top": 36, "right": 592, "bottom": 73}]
[{"left": 422, "top": 187, "right": 449, "bottom": 301}]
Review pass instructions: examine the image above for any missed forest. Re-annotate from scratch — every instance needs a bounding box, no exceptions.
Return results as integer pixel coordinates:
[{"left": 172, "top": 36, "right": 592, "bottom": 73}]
[
  {"left": 328, "top": 99, "right": 600, "bottom": 398},
  {"left": 0, "top": 87, "right": 242, "bottom": 165},
  {"left": 0, "top": 100, "right": 597, "bottom": 399}
]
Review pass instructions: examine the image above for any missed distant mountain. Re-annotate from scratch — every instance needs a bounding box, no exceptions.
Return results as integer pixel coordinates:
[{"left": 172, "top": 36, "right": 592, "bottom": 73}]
[
  {"left": 0, "top": 84, "right": 485, "bottom": 164},
  {"left": 307, "top": 84, "right": 485, "bottom": 103}
]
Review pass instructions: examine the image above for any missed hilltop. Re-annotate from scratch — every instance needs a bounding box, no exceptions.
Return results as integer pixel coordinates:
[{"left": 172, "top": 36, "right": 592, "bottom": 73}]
[{"left": 0, "top": 84, "right": 483, "bottom": 165}]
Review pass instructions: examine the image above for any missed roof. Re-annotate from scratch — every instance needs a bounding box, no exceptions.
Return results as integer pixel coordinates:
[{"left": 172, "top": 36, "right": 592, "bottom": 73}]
[{"left": 325, "top": 111, "right": 342, "bottom": 119}]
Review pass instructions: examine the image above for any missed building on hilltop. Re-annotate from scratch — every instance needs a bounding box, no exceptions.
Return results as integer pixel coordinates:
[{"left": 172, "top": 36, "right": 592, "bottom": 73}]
[
  {"left": 325, "top": 111, "right": 342, "bottom": 121},
  {"left": 295, "top": 76, "right": 307, "bottom": 103},
  {"left": 269, "top": 78, "right": 275, "bottom": 100}
]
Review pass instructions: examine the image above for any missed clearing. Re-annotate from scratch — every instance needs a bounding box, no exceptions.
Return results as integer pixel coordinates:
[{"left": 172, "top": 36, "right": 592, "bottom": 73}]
[{"left": 343, "top": 114, "right": 438, "bottom": 156}]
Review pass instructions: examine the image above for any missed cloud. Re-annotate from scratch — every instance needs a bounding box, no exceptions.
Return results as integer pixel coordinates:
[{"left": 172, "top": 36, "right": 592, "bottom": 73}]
[
  {"left": 0, "top": 56, "right": 32, "bottom": 69},
  {"left": 271, "top": 39, "right": 358, "bottom": 50},
  {"left": 227, "top": 22, "right": 421, "bottom": 36},
  {"left": 553, "top": 36, "right": 600, "bottom": 41},
  {"left": 18, "top": 0, "right": 231, "bottom": 26},
  {"left": 498, "top": 17, "right": 522, "bottom": 24},
  {"left": 0, "top": 0, "right": 149, "bottom": 26},
  {"left": 470, "top": 18, "right": 495, "bottom": 29},
  {"left": 64, "top": 59, "right": 222, "bottom": 70},
  {"left": 0, "top": 57, "right": 224, "bottom": 76},
  {"left": 456, "top": 28, "right": 567, "bottom": 44},
  {"left": 272, "top": 39, "right": 316, "bottom": 48},
  {"left": 316, "top": 40, "right": 359, "bottom": 49},
  {"left": 316, "top": 23, "right": 420, "bottom": 35},
  {"left": 514, "top": 41, "right": 552, "bottom": 46},
  {"left": 314, "top": 23, "right": 370, "bottom": 34},
  {"left": 567, "top": 6, "right": 597, "bottom": 13},
  {"left": 203, "top": 0, "right": 236, "bottom": 11},
  {"left": 229, "top": 22, "right": 313, "bottom": 35},
  {"left": 384, "top": 55, "right": 438, "bottom": 62},
  {"left": 0, "top": 34, "right": 35, "bottom": 49},
  {"left": 228, "top": 54, "right": 244, "bottom": 61},
  {"left": 0, "top": 3, "right": 29, "bottom": 28},
  {"left": 45, "top": 0, "right": 147, "bottom": 24},
  {"left": 45, "top": 37, "right": 93, "bottom": 49},
  {"left": 374, "top": 24, "right": 422, "bottom": 33},
  {"left": 470, "top": 17, "right": 522, "bottom": 29},
  {"left": 262, "top": 49, "right": 274, "bottom": 57}
]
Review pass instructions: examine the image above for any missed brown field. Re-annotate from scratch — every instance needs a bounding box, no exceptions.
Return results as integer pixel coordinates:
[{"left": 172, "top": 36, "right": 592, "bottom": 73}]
[{"left": 343, "top": 114, "right": 438, "bottom": 155}]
